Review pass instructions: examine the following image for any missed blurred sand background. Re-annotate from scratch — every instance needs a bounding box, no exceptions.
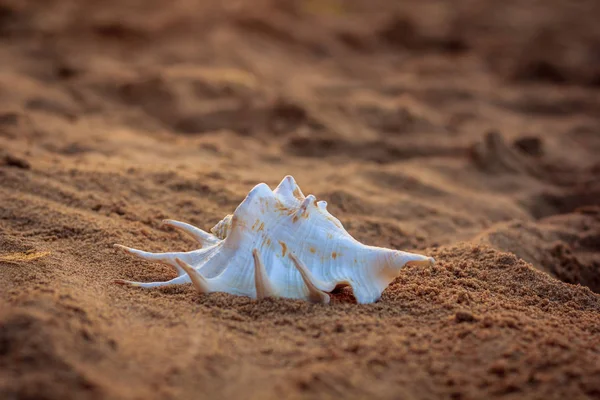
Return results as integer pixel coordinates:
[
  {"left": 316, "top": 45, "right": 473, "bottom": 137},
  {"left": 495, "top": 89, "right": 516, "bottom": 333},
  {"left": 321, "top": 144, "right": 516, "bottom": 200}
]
[{"left": 1, "top": 0, "right": 599, "bottom": 399}]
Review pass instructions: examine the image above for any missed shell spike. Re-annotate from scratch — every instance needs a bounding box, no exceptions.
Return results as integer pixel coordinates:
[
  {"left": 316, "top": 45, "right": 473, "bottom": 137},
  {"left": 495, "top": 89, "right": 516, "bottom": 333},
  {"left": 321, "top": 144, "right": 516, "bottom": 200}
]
[
  {"left": 247, "top": 182, "right": 274, "bottom": 200},
  {"left": 274, "top": 175, "right": 297, "bottom": 195},
  {"left": 274, "top": 175, "right": 305, "bottom": 204},
  {"left": 300, "top": 195, "right": 316, "bottom": 210},
  {"left": 374, "top": 249, "right": 435, "bottom": 281},
  {"left": 233, "top": 183, "right": 275, "bottom": 218},
  {"left": 114, "top": 244, "right": 175, "bottom": 263},
  {"left": 252, "top": 249, "right": 275, "bottom": 299},
  {"left": 114, "top": 244, "right": 196, "bottom": 276},
  {"left": 371, "top": 249, "right": 435, "bottom": 294},
  {"left": 293, "top": 195, "right": 316, "bottom": 221},
  {"left": 163, "top": 219, "right": 220, "bottom": 246},
  {"left": 347, "top": 249, "right": 435, "bottom": 304},
  {"left": 288, "top": 253, "right": 330, "bottom": 304},
  {"left": 113, "top": 275, "right": 189, "bottom": 288},
  {"left": 175, "top": 258, "right": 211, "bottom": 294},
  {"left": 392, "top": 250, "right": 435, "bottom": 269}
]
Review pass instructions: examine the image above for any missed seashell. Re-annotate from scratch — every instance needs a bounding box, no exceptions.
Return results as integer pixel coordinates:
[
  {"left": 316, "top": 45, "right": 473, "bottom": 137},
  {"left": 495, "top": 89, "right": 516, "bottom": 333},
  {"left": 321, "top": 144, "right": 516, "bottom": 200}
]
[{"left": 114, "top": 176, "right": 434, "bottom": 304}]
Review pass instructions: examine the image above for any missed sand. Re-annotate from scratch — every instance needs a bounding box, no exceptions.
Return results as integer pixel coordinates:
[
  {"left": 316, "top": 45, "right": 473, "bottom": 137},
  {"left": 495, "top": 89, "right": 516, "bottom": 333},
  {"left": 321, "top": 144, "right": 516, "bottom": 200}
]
[{"left": 1, "top": 0, "right": 599, "bottom": 399}]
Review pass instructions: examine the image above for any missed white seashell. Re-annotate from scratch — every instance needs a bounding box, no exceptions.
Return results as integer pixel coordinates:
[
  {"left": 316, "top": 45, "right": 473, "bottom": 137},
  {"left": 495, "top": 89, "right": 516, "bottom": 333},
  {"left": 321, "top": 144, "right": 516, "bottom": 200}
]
[{"left": 114, "top": 176, "right": 434, "bottom": 304}]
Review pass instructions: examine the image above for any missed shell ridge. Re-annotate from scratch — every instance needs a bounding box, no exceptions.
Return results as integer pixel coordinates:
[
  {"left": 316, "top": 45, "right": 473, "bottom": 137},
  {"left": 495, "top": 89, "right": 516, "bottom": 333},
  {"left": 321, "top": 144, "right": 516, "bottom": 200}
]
[
  {"left": 210, "top": 248, "right": 254, "bottom": 295},
  {"left": 281, "top": 200, "right": 360, "bottom": 292},
  {"left": 192, "top": 242, "right": 230, "bottom": 278},
  {"left": 290, "top": 207, "right": 339, "bottom": 293}
]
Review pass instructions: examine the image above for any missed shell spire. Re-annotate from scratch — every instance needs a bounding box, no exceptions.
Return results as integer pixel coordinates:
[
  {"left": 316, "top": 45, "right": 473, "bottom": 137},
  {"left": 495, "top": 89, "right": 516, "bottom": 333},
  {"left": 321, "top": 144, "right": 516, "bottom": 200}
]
[{"left": 114, "top": 176, "right": 435, "bottom": 304}]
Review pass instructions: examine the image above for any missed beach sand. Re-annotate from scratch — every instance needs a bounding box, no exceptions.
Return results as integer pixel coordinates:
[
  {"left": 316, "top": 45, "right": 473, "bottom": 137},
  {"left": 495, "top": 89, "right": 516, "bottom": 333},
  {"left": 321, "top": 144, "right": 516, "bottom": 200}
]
[{"left": 1, "top": 0, "right": 599, "bottom": 399}]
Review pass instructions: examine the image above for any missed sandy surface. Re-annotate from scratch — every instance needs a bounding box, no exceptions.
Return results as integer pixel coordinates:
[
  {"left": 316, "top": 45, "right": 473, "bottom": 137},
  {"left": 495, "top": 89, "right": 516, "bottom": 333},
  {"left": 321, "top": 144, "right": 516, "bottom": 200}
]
[{"left": 1, "top": 0, "right": 600, "bottom": 399}]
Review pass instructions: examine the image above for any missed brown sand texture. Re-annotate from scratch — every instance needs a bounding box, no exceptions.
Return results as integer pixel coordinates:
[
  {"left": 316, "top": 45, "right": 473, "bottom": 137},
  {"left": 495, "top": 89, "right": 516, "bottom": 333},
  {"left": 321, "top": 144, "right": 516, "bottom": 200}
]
[{"left": 1, "top": 0, "right": 600, "bottom": 399}]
